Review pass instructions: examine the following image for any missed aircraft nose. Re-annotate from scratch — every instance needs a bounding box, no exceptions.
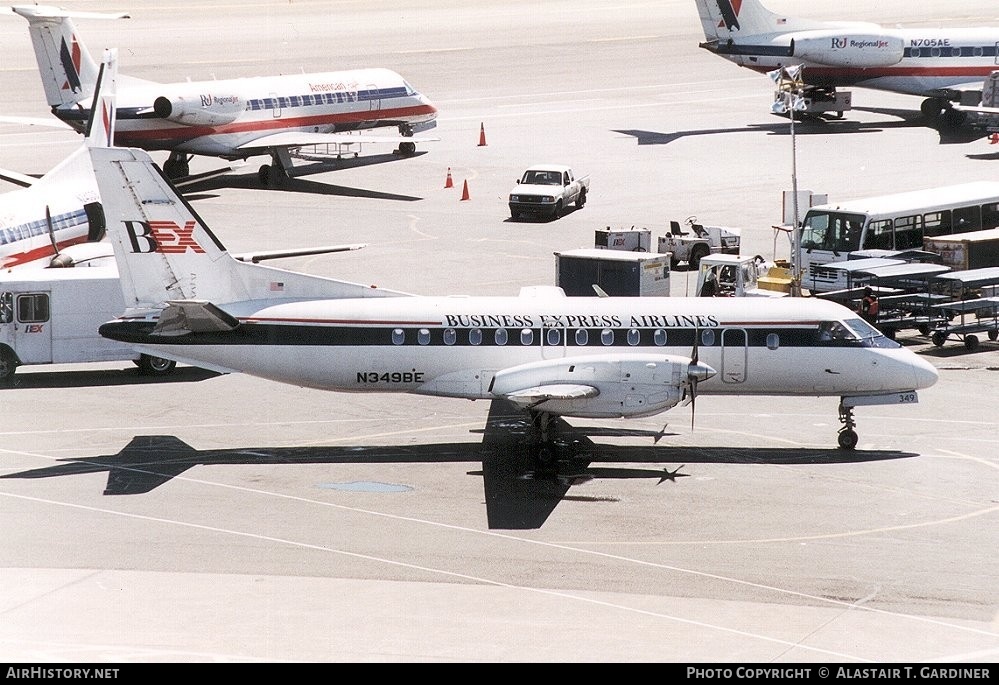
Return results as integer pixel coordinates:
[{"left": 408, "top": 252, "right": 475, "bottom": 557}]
[{"left": 911, "top": 354, "right": 939, "bottom": 390}]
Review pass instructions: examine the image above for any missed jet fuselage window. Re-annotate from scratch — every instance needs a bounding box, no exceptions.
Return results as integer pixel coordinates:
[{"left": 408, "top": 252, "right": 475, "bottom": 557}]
[
  {"left": 443, "top": 328, "right": 456, "bottom": 345},
  {"left": 654, "top": 329, "right": 667, "bottom": 346},
  {"left": 494, "top": 328, "right": 508, "bottom": 346},
  {"left": 600, "top": 329, "right": 614, "bottom": 346},
  {"left": 627, "top": 329, "right": 641, "bottom": 346},
  {"left": 520, "top": 328, "right": 534, "bottom": 346},
  {"left": 574, "top": 329, "right": 588, "bottom": 346},
  {"left": 546, "top": 328, "right": 560, "bottom": 346},
  {"left": 418, "top": 328, "right": 431, "bottom": 345},
  {"left": 391, "top": 328, "right": 405, "bottom": 345},
  {"left": 700, "top": 329, "right": 715, "bottom": 347},
  {"left": 469, "top": 328, "right": 482, "bottom": 346},
  {"left": 766, "top": 333, "right": 780, "bottom": 350}
]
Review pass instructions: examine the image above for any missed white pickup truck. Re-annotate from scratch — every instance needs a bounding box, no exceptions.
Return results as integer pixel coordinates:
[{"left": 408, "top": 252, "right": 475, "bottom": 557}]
[{"left": 508, "top": 164, "right": 589, "bottom": 221}]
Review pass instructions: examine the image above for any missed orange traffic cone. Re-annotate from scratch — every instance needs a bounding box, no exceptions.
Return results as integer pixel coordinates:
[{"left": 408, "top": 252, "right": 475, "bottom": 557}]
[
  {"left": 477, "top": 122, "right": 487, "bottom": 147},
  {"left": 460, "top": 179, "right": 470, "bottom": 201},
  {"left": 444, "top": 167, "right": 454, "bottom": 188}
]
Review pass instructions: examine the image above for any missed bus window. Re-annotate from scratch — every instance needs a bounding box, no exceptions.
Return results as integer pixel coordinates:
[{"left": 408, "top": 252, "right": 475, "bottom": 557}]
[
  {"left": 983, "top": 202, "right": 999, "bottom": 229},
  {"left": 800, "top": 211, "right": 865, "bottom": 251},
  {"left": 863, "top": 219, "right": 894, "bottom": 250},
  {"left": 922, "top": 210, "right": 950, "bottom": 239},
  {"left": 952, "top": 205, "right": 982, "bottom": 233}
]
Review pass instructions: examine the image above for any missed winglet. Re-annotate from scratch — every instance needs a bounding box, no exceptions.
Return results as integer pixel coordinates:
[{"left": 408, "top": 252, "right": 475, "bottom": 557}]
[{"left": 85, "top": 48, "right": 117, "bottom": 148}]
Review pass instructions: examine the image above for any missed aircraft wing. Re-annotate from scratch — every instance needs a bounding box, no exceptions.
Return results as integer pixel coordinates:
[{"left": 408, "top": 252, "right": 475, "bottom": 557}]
[
  {"left": 233, "top": 243, "right": 366, "bottom": 263},
  {"left": 152, "top": 301, "right": 240, "bottom": 335},
  {"left": 0, "top": 167, "right": 39, "bottom": 188},
  {"left": 235, "top": 131, "right": 439, "bottom": 152},
  {"left": 0, "top": 115, "right": 75, "bottom": 130}
]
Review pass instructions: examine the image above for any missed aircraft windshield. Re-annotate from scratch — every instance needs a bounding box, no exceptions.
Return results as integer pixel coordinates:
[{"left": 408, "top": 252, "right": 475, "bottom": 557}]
[
  {"left": 800, "top": 211, "right": 865, "bottom": 253},
  {"left": 816, "top": 317, "right": 898, "bottom": 348}
]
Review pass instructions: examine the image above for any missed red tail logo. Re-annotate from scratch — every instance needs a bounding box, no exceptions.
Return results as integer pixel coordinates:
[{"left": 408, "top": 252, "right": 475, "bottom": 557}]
[{"left": 123, "top": 220, "right": 206, "bottom": 254}]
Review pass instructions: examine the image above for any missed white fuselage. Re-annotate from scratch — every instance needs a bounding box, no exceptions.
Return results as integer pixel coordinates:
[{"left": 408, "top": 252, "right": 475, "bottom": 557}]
[
  {"left": 106, "top": 295, "right": 939, "bottom": 408},
  {"left": 55, "top": 68, "right": 438, "bottom": 158}
]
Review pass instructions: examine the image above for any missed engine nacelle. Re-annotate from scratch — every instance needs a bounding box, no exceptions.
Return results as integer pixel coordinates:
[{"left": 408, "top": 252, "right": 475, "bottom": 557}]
[
  {"left": 491, "top": 353, "right": 711, "bottom": 419},
  {"left": 791, "top": 31, "right": 904, "bottom": 68},
  {"left": 153, "top": 94, "right": 246, "bottom": 126}
]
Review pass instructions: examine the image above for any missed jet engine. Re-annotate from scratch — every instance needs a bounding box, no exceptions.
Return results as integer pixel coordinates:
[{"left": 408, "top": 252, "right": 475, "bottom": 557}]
[
  {"left": 490, "top": 353, "right": 716, "bottom": 419},
  {"left": 153, "top": 94, "right": 246, "bottom": 126},
  {"left": 790, "top": 30, "right": 904, "bottom": 68}
]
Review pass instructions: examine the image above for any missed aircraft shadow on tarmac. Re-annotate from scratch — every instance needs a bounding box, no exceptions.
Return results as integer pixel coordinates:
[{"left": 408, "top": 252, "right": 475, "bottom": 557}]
[
  {"left": 179, "top": 151, "right": 426, "bottom": 201},
  {"left": 0, "top": 366, "right": 221, "bottom": 390},
  {"left": 1, "top": 400, "right": 918, "bottom": 530},
  {"left": 613, "top": 106, "right": 987, "bottom": 148}
]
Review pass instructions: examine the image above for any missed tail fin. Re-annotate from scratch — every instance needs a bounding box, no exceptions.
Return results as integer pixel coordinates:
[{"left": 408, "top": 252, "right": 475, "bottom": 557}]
[
  {"left": 85, "top": 49, "right": 117, "bottom": 148},
  {"left": 88, "top": 146, "right": 411, "bottom": 312},
  {"left": 12, "top": 5, "right": 129, "bottom": 108},
  {"left": 695, "top": 0, "right": 825, "bottom": 43}
]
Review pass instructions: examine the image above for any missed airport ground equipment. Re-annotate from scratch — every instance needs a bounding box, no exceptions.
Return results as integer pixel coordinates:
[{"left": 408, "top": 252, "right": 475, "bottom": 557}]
[
  {"left": 554, "top": 249, "right": 670, "bottom": 297},
  {"left": 657, "top": 217, "right": 740, "bottom": 269},
  {"left": 0, "top": 266, "right": 175, "bottom": 381},
  {"left": 923, "top": 227, "right": 999, "bottom": 271},
  {"left": 594, "top": 226, "right": 651, "bottom": 252},
  {"left": 927, "top": 267, "right": 999, "bottom": 350},
  {"left": 693, "top": 254, "right": 789, "bottom": 297},
  {"left": 509, "top": 164, "right": 589, "bottom": 221}
]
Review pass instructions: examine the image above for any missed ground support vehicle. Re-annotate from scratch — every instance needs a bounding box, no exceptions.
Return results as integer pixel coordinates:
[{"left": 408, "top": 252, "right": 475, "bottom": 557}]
[
  {"left": 927, "top": 267, "right": 999, "bottom": 350},
  {"left": 923, "top": 227, "right": 999, "bottom": 271},
  {"left": 0, "top": 267, "right": 177, "bottom": 381},
  {"left": 657, "top": 218, "right": 740, "bottom": 269},
  {"left": 693, "top": 254, "right": 789, "bottom": 298},
  {"left": 554, "top": 249, "right": 670, "bottom": 297},
  {"left": 509, "top": 164, "right": 589, "bottom": 221}
]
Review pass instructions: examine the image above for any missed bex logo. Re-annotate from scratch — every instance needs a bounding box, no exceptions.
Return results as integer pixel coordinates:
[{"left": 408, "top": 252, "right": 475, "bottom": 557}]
[{"left": 123, "top": 220, "right": 206, "bottom": 254}]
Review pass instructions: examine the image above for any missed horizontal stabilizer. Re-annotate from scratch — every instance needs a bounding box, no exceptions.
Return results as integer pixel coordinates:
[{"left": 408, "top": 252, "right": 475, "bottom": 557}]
[
  {"left": 153, "top": 301, "right": 240, "bottom": 335},
  {"left": 233, "top": 243, "right": 366, "bottom": 264}
]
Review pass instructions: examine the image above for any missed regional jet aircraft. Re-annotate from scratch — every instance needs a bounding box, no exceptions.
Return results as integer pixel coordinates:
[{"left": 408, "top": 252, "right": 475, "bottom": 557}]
[
  {"left": 12, "top": 5, "right": 438, "bottom": 184},
  {"left": 89, "top": 147, "right": 938, "bottom": 461},
  {"left": 695, "top": 0, "right": 999, "bottom": 124}
]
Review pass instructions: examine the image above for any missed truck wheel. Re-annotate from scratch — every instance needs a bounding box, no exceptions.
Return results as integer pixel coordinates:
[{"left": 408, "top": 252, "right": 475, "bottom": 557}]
[
  {"left": 0, "top": 348, "right": 17, "bottom": 382},
  {"left": 964, "top": 335, "right": 979, "bottom": 351},
  {"left": 138, "top": 354, "right": 177, "bottom": 376},
  {"left": 552, "top": 201, "right": 563, "bottom": 220},
  {"left": 931, "top": 332, "right": 946, "bottom": 347},
  {"left": 689, "top": 244, "right": 710, "bottom": 269},
  {"left": 576, "top": 189, "right": 586, "bottom": 209}
]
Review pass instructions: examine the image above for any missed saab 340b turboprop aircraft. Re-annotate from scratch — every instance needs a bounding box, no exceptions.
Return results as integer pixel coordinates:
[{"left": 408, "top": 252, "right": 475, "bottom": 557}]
[
  {"left": 695, "top": 0, "right": 999, "bottom": 124},
  {"left": 90, "top": 146, "right": 938, "bottom": 459},
  {"left": 12, "top": 5, "right": 438, "bottom": 185}
]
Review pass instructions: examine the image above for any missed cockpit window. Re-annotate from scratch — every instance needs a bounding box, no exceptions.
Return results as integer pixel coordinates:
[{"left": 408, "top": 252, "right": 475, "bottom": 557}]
[
  {"left": 816, "top": 318, "right": 900, "bottom": 348},
  {"left": 843, "top": 317, "right": 901, "bottom": 348}
]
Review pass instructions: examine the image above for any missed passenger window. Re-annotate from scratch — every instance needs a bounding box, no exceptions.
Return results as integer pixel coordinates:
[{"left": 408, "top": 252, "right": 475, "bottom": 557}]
[
  {"left": 546, "top": 328, "right": 560, "bottom": 346},
  {"left": 600, "top": 329, "right": 614, "bottom": 346},
  {"left": 469, "top": 328, "right": 482, "bottom": 346},
  {"left": 653, "top": 329, "right": 667, "bottom": 346},
  {"left": 443, "top": 328, "right": 456, "bottom": 346},
  {"left": 392, "top": 328, "right": 405, "bottom": 345},
  {"left": 494, "top": 328, "right": 508, "bottom": 345},
  {"left": 520, "top": 328, "right": 534, "bottom": 345},
  {"left": 700, "top": 329, "right": 715, "bottom": 346},
  {"left": 418, "top": 328, "right": 431, "bottom": 345},
  {"left": 766, "top": 333, "right": 779, "bottom": 350},
  {"left": 627, "top": 329, "right": 641, "bottom": 346},
  {"left": 574, "top": 329, "right": 588, "bottom": 346}
]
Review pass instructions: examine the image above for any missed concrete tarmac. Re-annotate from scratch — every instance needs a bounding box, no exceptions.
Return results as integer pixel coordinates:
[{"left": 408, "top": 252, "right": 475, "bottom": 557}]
[{"left": 0, "top": 0, "right": 997, "bottom": 663}]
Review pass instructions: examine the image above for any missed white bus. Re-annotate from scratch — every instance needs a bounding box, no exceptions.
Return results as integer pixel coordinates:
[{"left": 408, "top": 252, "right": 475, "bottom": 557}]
[{"left": 798, "top": 182, "right": 999, "bottom": 292}]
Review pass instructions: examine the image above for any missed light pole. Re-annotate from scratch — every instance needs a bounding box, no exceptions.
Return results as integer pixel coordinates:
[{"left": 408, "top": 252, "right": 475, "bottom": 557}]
[{"left": 769, "top": 65, "right": 805, "bottom": 296}]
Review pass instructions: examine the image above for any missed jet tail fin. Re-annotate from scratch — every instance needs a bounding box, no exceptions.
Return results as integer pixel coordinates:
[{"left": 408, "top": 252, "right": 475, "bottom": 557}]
[
  {"left": 89, "top": 145, "right": 413, "bottom": 312},
  {"left": 695, "top": 0, "right": 826, "bottom": 43},
  {"left": 12, "top": 5, "right": 129, "bottom": 108}
]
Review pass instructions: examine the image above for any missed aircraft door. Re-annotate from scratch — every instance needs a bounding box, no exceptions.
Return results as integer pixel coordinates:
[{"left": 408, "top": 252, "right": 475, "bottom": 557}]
[
  {"left": 7, "top": 291, "right": 52, "bottom": 364},
  {"left": 270, "top": 92, "right": 281, "bottom": 118},
  {"left": 720, "top": 328, "right": 747, "bottom": 384},
  {"left": 366, "top": 83, "right": 381, "bottom": 114}
]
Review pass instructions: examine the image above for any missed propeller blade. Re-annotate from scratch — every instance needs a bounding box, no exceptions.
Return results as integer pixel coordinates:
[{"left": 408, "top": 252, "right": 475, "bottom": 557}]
[{"left": 46, "top": 206, "right": 57, "bottom": 253}]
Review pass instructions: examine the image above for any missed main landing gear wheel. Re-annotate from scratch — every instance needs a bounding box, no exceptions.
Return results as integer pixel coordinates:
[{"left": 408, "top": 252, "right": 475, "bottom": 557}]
[
  {"left": 398, "top": 141, "right": 416, "bottom": 156},
  {"left": 526, "top": 409, "right": 584, "bottom": 479},
  {"left": 137, "top": 354, "right": 177, "bottom": 376},
  {"left": 163, "top": 153, "right": 190, "bottom": 179},
  {"left": 258, "top": 164, "right": 289, "bottom": 186},
  {"left": 837, "top": 400, "right": 859, "bottom": 450}
]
